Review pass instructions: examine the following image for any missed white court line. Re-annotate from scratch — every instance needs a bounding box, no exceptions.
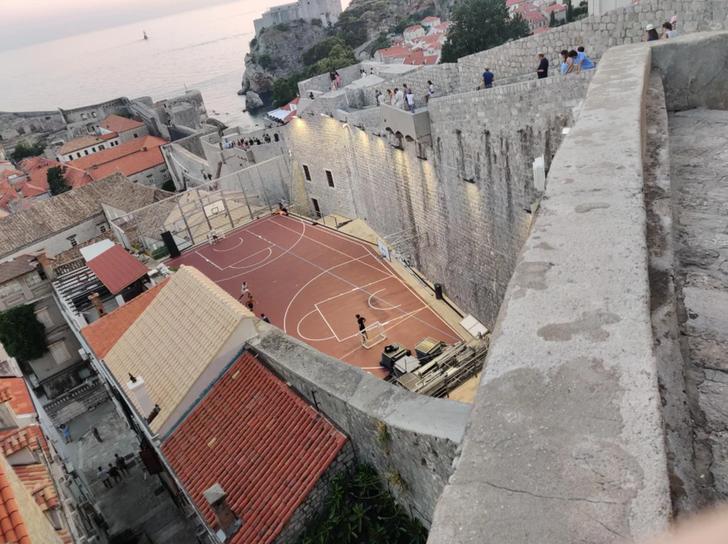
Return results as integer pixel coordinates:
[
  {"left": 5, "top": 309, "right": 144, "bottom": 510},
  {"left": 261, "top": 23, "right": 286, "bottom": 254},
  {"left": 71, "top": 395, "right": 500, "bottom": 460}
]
[
  {"left": 312, "top": 277, "right": 393, "bottom": 307},
  {"left": 281, "top": 254, "right": 375, "bottom": 335},
  {"left": 337, "top": 307, "right": 429, "bottom": 360},
  {"left": 273, "top": 215, "right": 461, "bottom": 341},
  {"left": 367, "top": 288, "right": 401, "bottom": 311},
  {"left": 210, "top": 235, "right": 244, "bottom": 253},
  {"left": 195, "top": 250, "right": 223, "bottom": 271},
  {"left": 226, "top": 247, "right": 273, "bottom": 270},
  {"left": 269, "top": 215, "right": 394, "bottom": 278},
  {"left": 296, "top": 309, "right": 337, "bottom": 342},
  {"left": 207, "top": 219, "right": 307, "bottom": 283}
]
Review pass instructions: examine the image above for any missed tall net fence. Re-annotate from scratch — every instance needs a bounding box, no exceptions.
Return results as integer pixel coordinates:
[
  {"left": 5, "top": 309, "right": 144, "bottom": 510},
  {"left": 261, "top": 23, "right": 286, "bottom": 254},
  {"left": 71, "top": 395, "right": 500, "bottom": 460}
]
[{"left": 111, "top": 156, "right": 292, "bottom": 256}]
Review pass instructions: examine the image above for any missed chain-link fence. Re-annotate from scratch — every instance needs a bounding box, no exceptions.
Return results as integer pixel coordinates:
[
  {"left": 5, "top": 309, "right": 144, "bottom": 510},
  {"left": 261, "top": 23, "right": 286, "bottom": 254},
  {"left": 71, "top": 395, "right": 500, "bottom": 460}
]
[{"left": 110, "top": 156, "right": 292, "bottom": 256}]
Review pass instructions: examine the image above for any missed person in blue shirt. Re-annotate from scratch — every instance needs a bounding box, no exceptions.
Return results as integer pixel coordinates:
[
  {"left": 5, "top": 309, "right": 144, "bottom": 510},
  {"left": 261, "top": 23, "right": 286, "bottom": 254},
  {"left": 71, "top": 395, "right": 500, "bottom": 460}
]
[
  {"left": 560, "top": 50, "right": 571, "bottom": 75},
  {"left": 482, "top": 68, "right": 494, "bottom": 89},
  {"left": 576, "top": 46, "right": 595, "bottom": 70}
]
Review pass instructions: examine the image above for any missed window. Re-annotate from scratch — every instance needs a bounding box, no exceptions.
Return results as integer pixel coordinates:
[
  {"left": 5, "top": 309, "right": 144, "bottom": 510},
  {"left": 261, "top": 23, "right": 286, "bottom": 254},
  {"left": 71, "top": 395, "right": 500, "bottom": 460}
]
[
  {"left": 91, "top": 112, "right": 97, "bottom": 118},
  {"left": 35, "top": 307, "right": 53, "bottom": 328},
  {"left": 325, "top": 170, "right": 334, "bottom": 188},
  {"left": 97, "top": 223, "right": 107, "bottom": 233},
  {"left": 67, "top": 235, "right": 77, "bottom": 248},
  {"left": 81, "top": 113, "right": 87, "bottom": 120},
  {"left": 25, "top": 272, "right": 43, "bottom": 288},
  {"left": 49, "top": 342, "right": 71, "bottom": 365},
  {"left": 99, "top": 144, "right": 105, "bottom": 150},
  {"left": 84, "top": 150, "right": 89, "bottom": 156},
  {"left": 76, "top": 153, "right": 81, "bottom": 158},
  {"left": 133, "top": 133, "right": 138, "bottom": 138},
  {"left": 302, "top": 165, "right": 311, "bottom": 181}
]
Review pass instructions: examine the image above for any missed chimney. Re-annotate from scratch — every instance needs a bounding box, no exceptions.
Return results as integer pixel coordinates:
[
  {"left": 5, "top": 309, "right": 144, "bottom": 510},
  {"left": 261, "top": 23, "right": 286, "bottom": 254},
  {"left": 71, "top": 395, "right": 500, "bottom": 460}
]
[
  {"left": 127, "top": 375, "right": 156, "bottom": 420},
  {"left": 203, "top": 484, "right": 241, "bottom": 541},
  {"left": 88, "top": 292, "right": 105, "bottom": 317}
]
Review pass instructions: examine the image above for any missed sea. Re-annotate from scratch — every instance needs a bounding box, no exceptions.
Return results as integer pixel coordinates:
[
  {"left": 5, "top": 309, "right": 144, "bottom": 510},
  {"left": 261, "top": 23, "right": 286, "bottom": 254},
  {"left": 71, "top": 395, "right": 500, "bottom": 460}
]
[{"left": 0, "top": 0, "right": 312, "bottom": 129}]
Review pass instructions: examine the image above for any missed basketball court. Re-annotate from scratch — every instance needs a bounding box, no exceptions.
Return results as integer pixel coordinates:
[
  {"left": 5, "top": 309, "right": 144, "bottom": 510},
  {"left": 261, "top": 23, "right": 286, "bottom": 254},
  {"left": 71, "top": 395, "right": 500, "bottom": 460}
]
[{"left": 168, "top": 214, "right": 461, "bottom": 377}]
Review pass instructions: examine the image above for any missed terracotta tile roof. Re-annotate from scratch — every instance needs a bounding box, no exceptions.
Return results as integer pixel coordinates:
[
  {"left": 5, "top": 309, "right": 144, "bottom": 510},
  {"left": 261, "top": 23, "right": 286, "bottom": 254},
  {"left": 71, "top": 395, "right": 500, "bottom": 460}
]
[
  {"left": 377, "top": 46, "right": 411, "bottom": 58},
  {"left": 162, "top": 352, "right": 347, "bottom": 544},
  {"left": 59, "top": 134, "right": 117, "bottom": 155},
  {"left": 86, "top": 244, "right": 149, "bottom": 295},
  {"left": 404, "top": 25, "right": 424, "bottom": 34},
  {"left": 0, "top": 255, "right": 38, "bottom": 286},
  {"left": 82, "top": 280, "right": 168, "bottom": 358},
  {"left": 68, "top": 136, "right": 168, "bottom": 181},
  {"left": 101, "top": 114, "right": 145, "bottom": 134},
  {"left": 103, "top": 266, "right": 252, "bottom": 433},
  {"left": 0, "top": 455, "right": 62, "bottom": 544},
  {"left": 0, "top": 427, "right": 45, "bottom": 458},
  {"left": 14, "top": 463, "right": 59, "bottom": 512},
  {"left": 19, "top": 157, "right": 95, "bottom": 195},
  {"left": 0, "top": 378, "right": 34, "bottom": 415},
  {"left": 0, "top": 173, "right": 169, "bottom": 260}
]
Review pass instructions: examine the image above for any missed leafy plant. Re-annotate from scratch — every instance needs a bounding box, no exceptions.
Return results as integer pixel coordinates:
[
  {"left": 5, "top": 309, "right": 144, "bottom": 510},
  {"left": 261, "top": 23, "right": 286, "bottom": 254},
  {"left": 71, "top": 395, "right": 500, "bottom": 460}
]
[
  {"left": 151, "top": 246, "right": 170, "bottom": 260},
  {"left": 161, "top": 179, "right": 176, "bottom": 193},
  {"left": 298, "top": 464, "right": 427, "bottom": 544},
  {"left": 0, "top": 304, "right": 48, "bottom": 363},
  {"left": 440, "top": 0, "right": 530, "bottom": 63},
  {"left": 11, "top": 140, "right": 45, "bottom": 162}
]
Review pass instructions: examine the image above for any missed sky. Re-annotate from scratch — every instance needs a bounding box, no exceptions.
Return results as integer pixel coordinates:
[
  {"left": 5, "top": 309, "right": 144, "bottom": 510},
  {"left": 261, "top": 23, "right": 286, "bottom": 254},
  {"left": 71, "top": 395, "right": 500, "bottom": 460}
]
[{"left": 0, "top": 0, "right": 247, "bottom": 50}]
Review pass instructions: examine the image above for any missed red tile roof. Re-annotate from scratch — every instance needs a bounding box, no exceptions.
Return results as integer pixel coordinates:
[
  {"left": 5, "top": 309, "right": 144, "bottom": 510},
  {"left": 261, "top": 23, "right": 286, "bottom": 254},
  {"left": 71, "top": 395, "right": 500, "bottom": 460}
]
[
  {"left": 86, "top": 245, "right": 149, "bottom": 295},
  {"left": 68, "top": 136, "right": 168, "bottom": 181},
  {"left": 82, "top": 280, "right": 167, "bottom": 358},
  {"left": 377, "top": 46, "right": 411, "bottom": 58},
  {"left": 0, "top": 461, "right": 30, "bottom": 544},
  {"left": 0, "top": 426, "right": 45, "bottom": 458},
  {"left": 14, "top": 464, "right": 59, "bottom": 512},
  {"left": 543, "top": 2, "right": 567, "bottom": 12},
  {"left": 101, "top": 114, "right": 145, "bottom": 134},
  {"left": 59, "top": 133, "right": 117, "bottom": 155},
  {"left": 18, "top": 157, "right": 93, "bottom": 194},
  {"left": 162, "top": 352, "right": 347, "bottom": 544},
  {"left": 0, "top": 378, "right": 34, "bottom": 415}
]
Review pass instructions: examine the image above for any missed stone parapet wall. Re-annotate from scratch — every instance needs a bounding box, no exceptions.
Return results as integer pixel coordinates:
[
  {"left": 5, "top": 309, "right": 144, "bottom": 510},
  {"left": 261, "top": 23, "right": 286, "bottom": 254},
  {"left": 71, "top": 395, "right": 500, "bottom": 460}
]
[
  {"left": 249, "top": 329, "right": 470, "bottom": 527},
  {"left": 456, "top": 0, "right": 728, "bottom": 89},
  {"left": 428, "top": 41, "right": 672, "bottom": 544}
]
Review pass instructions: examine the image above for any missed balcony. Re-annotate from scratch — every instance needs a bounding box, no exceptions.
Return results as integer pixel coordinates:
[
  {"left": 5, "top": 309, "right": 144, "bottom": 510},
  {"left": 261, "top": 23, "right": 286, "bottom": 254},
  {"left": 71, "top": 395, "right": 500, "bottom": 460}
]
[{"left": 380, "top": 104, "right": 431, "bottom": 144}]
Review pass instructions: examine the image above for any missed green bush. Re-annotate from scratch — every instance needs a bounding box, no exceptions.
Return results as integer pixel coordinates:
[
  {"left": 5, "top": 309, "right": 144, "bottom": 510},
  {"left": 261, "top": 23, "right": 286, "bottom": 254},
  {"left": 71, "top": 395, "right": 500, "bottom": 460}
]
[
  {"left": 47, "top": 166, "right": 70, "bottom": 196},
  {"left": 151, "top": 246, "right": 170, "bottom": 260},
  {"left": 0, "top": 304, "right": 48, "bottom": 363},
  {"left": 161, "top": 179, "right": 176, "bottom": 193},
  {"left": 11, "top": 140, "right": 45, "bottom": 162},
  {"left": 298, "top": 464, "right": 427, "bottom": 544}
]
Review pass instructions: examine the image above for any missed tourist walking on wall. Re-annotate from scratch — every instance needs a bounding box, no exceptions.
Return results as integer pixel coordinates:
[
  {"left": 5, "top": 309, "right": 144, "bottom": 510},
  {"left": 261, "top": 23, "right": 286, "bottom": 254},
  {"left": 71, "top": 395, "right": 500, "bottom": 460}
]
[
  {"left": 108, "top": 463, "right": 122, "bottom": 484},
  {"left": 386, "top": 89, "right": 393, "bottom": 105},
  {"left": 426, "top": 80, "right": 435, "bottom": 103},
  {"left": 568, "top": 50, "right": 579, "bottom": 73},
  {"left": 356, "top": 314, "right": 368, "bottom": 341},
  {"left": 405, "top": 88, "right": 416, "bottom": 113},
  {"left": 376, "top": 90, "right": 384, "bottom": 106},
  {"left": 576, "top": 46, "right": 595, "bottom": 70},
  {"left": 238, "top": 281, "right": 249, "bottom": 301},
  {"left": 536, "top": 53, "right": 549, "bottom": 78},
  {"left": 393, "top": 87, "right": 404, "bottom": 109},
  {"left": 335, "top": 71, "right": 342, "bottom": 89},
  {"left": 662, "top": 21, "right": 679, "bottom": 39},
  {"left": 645, "top": 24, "right": 659, "bottom": 41},
  {"left": 329, "top": 71, "right": 336, "bottom": 91},
  {"left": 560, "top": 50, "right": 573, "bottom": 75},
  {"left": 482, "top": 68, "right": 494, "bottom": 88}
]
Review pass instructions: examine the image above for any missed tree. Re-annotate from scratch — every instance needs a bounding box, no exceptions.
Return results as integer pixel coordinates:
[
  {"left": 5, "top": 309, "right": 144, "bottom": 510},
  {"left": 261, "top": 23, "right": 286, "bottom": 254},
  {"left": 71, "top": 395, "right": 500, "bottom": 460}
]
[
  {"left": 161, "top": 179, "right": 176, "bottom": 192},
  {"left": 0, "top": 304, "right": 48, "bottom": 363},
  {"left": 272, "top": 77, "right": 299, "bottom": 107},
  {"left": 47, "top": 166, "right": 70, "bottom": 195},
  {"left": 440, "top": 0, "right": 530, "bottom": 63},
  {"left": 11, "top": 140, "right": 45, "bottom": 162}
]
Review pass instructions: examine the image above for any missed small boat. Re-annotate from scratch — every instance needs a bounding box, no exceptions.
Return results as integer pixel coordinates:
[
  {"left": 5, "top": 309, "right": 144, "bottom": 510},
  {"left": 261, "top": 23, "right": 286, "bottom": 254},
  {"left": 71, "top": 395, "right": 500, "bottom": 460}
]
[{"left": 143, "top": 31, "right": 149, "bottom": 40}]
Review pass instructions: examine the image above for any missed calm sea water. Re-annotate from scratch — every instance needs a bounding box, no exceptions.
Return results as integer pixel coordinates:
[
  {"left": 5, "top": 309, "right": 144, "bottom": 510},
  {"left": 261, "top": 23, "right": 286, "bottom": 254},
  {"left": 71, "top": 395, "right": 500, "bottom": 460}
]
[{"left": 0, "top": 0, "right": 295, "bottom": 128}]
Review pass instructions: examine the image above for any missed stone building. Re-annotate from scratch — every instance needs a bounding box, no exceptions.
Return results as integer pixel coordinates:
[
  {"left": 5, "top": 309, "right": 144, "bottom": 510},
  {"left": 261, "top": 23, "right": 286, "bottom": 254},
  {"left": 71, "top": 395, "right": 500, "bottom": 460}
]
[{"left": 253, "top": 0, "right": 342, "bottom": 34}]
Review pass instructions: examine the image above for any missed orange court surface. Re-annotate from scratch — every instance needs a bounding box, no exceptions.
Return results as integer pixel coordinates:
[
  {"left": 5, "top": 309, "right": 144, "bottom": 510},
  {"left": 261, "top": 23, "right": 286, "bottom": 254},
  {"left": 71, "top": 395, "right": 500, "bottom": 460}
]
[{"left": 168, "top": 214, "right": 461, "bottom": 378}]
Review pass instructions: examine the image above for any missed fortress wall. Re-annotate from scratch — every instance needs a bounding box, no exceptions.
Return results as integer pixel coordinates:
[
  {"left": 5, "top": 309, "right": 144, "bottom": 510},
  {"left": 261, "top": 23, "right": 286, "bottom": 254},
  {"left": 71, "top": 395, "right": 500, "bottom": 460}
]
[
  {"left": 287, "top": 73, "right": 591, "bottom": 326},
  {"left": 457, "top": 0, "right": 728, "bottom": 89},
  {"left": 428, "top": 42, "right": 672, "bottom": 544},
  {"left": 249, "top": 328, "right": 470, "bottom": 526}
]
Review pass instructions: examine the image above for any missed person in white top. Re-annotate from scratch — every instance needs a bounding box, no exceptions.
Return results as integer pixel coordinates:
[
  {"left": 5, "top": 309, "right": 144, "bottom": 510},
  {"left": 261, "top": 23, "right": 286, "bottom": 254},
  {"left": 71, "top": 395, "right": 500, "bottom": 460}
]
[
  {"left": 405, "top": 88, "right": 415, "bottom": 113},
  {"left": 393, "top": 87, "right": 404, "bottom": 109}
]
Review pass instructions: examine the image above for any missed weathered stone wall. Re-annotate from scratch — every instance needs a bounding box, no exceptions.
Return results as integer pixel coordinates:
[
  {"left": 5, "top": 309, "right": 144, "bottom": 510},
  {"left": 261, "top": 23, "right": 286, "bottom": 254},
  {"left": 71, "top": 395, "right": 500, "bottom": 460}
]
[
  {"left": 428, "top": 41, "right": 672, "bottom": 544},
  {"left": 456, "top": 0, "right": 728, "bottom": 88},
  {"left": 249, "top": 328, "right": 470, "bottom": 527},
  {"left": 286, "top": 72, "right": 591, "bottom": 326}
]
